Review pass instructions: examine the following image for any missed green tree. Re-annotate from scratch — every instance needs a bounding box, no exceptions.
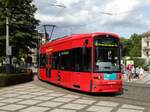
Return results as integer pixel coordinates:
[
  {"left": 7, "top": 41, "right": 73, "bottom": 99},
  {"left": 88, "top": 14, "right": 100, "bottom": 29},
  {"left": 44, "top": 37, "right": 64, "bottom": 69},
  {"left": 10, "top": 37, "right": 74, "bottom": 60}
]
[
  {"left": 120, "top": 34, "right": 142, "bottom": 58},
  {"left": 120, "top": 37, "right": 130, "bottom": 57},
  {"left": 129, "top": 33, "right": 142, "bottom": 57},
  {"left": 0, "top": 0, "right": 39, "bottom": 61}
]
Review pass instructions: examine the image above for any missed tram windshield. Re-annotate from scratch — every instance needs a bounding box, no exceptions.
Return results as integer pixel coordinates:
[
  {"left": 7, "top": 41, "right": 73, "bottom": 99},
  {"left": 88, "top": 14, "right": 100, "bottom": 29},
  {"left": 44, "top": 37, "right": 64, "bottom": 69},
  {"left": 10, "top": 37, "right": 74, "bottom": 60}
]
[{"left": 94, "top": 35, "right": 121, "bottom": 73}]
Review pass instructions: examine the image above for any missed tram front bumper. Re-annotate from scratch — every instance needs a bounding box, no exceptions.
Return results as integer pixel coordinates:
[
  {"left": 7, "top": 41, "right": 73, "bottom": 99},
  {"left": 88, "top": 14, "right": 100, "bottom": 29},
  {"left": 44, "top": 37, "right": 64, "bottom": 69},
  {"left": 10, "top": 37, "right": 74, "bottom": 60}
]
[{"left": 92, "top": 81, "right": 122, "bottom": 93}]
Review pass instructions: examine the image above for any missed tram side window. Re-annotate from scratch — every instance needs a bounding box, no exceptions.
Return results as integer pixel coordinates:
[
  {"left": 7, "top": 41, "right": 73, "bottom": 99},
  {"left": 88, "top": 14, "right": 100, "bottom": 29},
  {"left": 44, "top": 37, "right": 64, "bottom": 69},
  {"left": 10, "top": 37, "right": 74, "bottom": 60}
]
[
  {"left": 71, "top": 48, "right": 91, "bottom": 72},
  {"left": 40, "top": 54, "right": 46, "bottom": 68},
  {"left": 83, "top": 48, "right": 91, "bottom": 72},
  {"left": 52, "top": 48, "right": 91, "bottom": 72},
  {"left": 73, "top": 48, "right": 82, "bottom": 72},
  {"left": 60, "top": 51, "right": 70, "bottom": 70},
  {"left": 46, "top": 55, "right": 48, "bottom": 65},
  {"left": 49, "top": 55, "right": 52, "bottom": 65},
  {"left": 52, "top": 52, "right": 59, "bottom": 69},
  {"left": 46, "top": 54, "right": 52, "bottom": 65}
]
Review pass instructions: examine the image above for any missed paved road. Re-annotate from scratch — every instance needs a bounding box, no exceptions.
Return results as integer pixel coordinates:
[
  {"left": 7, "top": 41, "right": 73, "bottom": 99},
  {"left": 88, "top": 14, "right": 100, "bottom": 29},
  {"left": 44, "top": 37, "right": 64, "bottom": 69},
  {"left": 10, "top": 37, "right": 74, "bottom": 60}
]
[{"left": 0, "top": 76, "right": 150, "bottom": 112}]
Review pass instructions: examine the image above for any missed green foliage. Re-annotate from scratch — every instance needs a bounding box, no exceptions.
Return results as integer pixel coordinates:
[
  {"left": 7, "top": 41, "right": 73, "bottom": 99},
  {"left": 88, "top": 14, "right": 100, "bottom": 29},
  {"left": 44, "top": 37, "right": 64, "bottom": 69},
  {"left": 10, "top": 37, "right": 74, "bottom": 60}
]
[
  {"left": 120, "top": 37, "right": 130, "bottom": 57},
  {"left": 132, "top": 58, "right": 145, "bottom": 67},
  {"left": 129, "top": 34, "right": 142, "bottom": 57},
  {"left": 0, "top": 0, "right": 39, "bottom": 60},
  {"left": 120, "top": 33, "right": 142, "bottom": 58}
]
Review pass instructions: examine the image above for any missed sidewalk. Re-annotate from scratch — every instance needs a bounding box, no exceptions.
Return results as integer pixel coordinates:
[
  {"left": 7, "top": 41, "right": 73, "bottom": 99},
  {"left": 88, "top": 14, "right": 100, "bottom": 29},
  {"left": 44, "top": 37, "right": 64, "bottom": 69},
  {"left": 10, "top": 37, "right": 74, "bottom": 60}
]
[{"left": 123, "top": 71, "right": 150, "bottom": 85}]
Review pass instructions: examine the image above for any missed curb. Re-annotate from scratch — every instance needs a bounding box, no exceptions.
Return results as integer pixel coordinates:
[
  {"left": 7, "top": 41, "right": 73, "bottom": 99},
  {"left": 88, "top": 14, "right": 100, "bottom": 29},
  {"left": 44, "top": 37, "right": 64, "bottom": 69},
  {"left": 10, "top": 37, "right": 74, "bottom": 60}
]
[{"left": 123, "top": 82, "right": 150, "bottom": 88}]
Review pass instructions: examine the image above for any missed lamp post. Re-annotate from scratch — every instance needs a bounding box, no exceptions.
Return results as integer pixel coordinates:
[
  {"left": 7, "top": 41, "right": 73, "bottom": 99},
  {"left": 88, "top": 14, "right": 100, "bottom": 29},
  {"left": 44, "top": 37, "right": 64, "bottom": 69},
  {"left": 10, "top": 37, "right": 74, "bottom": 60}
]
[
  {"left": 6, "top": 16, "right": 12, "bottom": 73},
  {"left": 6, "top": 17, "right": 9, "bottom": 52}
]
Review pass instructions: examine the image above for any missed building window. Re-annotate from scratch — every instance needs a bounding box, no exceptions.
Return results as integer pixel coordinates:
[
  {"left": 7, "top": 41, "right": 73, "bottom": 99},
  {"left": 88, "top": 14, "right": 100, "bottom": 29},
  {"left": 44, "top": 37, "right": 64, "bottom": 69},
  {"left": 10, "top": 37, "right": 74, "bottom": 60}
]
[
  {"left": 147, "top": 41, "right": 149, "bottom": 47},
  {"left": 146, "top": 52, "right": 149, "bottom": 57}
]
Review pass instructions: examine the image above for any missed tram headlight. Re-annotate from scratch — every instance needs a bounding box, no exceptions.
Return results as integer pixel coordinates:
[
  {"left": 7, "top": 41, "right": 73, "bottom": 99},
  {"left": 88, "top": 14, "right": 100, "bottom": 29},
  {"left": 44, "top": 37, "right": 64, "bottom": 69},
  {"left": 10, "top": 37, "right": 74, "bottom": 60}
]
[
  {"left": 98, "top": 75, "right": 101, "bottom": 80},
  {"left": 93, "top": 75, "right": 102, "bottom": 80}
]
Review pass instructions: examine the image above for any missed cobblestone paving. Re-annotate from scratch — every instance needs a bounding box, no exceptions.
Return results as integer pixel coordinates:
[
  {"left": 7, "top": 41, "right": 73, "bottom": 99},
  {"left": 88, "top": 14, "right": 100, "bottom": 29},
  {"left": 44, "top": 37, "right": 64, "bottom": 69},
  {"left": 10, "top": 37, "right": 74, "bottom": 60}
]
[{"left": 0, "top": 83, "right": 148, "bottom": 112}]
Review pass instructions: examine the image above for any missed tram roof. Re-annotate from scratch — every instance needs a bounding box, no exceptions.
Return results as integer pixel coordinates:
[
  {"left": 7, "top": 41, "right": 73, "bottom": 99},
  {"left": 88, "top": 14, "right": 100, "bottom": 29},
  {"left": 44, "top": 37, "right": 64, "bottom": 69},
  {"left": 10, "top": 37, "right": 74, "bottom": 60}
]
[{"left": 40, "top": 32, "right": 119, "bottom": 48}]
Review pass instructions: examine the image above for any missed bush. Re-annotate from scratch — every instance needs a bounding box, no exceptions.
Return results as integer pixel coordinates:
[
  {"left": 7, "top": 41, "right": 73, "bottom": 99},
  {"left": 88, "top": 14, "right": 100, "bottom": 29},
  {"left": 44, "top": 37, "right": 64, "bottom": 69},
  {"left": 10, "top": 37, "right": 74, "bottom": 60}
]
[
  {"left": 0, "top": 66, "right": 6, "bottom": 73},
  {"left": 0, "top": 73, "right": 34, "bottom": 87},
  {"left": 132, "top": 58, "right": 145, "bottom": 67}
]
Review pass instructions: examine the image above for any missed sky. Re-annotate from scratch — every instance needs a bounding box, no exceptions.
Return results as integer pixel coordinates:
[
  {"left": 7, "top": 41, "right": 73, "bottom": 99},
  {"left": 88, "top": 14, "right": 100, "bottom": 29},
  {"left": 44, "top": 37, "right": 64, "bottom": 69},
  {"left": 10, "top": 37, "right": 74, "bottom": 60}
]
[{"left": 33, "top": 0, "right": 150, "bottom": 39}]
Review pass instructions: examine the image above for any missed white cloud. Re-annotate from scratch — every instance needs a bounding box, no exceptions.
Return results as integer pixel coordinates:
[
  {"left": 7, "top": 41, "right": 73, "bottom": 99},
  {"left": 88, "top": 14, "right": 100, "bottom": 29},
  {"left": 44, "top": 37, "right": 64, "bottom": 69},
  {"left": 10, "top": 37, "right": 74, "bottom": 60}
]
[
  {"left": 33, "top": 0, "right": 150, "bottom": 38},
  {"left": 106, "top": 0, "right": 139, "bottom": 12},
  {"left": 35, "top": 13, "right": 64, "bottom": 24}
]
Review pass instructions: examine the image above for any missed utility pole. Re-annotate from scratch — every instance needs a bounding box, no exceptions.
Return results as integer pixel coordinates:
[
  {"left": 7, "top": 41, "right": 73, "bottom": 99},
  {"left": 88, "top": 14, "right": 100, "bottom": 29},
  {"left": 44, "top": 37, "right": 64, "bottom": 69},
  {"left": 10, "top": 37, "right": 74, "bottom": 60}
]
[
  {"left": 43, "top": 25, "right": 56, "bottom": 42},
  {"left": 42, "top": 3, "right": 65, "bottom": 42},
  {"left": 6, "top": 17, "right": 12, "bottom": 73},
  {"left": 50, "top": 25, "right": 56, "bottom": 40},
  {"left": 43, "top": 25, "right": 47, "bottom": 42},
  {"left": 6, "top": 17, "right": 9, "bottom": 51}
]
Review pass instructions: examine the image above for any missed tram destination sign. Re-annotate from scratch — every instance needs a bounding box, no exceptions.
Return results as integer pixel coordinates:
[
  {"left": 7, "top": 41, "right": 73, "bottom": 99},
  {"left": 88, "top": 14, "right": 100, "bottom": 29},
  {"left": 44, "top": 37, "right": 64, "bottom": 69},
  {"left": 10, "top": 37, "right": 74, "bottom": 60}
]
[{"left": 94, "top": 37, "right": 119, "bottom": 47}]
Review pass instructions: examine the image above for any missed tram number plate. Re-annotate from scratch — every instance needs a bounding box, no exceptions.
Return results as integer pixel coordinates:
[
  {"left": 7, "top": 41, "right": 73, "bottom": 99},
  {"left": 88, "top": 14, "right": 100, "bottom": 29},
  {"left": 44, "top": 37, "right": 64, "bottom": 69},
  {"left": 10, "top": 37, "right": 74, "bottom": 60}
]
[{"left": 104, "top": 73, "right": 116, "bottom": 80}]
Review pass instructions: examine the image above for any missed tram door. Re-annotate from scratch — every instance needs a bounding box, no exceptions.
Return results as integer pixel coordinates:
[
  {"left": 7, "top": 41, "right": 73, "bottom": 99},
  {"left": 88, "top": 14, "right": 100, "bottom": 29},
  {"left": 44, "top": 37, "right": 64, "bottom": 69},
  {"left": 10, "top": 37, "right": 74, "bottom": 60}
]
[
  {"left": 57, "top": 53, "right": 61, "bottom": 83},
  {"left": 46, "top": 54, "right": 51, "bottom": 78}
]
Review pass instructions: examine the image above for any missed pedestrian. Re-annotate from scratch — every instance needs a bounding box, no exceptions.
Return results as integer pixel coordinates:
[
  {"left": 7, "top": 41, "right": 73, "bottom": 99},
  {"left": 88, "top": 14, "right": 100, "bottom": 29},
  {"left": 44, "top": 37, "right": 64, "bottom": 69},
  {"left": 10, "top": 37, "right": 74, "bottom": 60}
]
[
  {"left": 131, "top": 65, "right": 136, "bottom": 79},
  {"left": 121, "top": 64, "right": 127, "bottom": 80},
  {"left": 139, "top": 67, "right": 144, "bottom": 79},
  {"left": 126, "top": 64, "right": 132, "bottom": 81},
  {"left": 135, "top": 66, "right": 140, "bottom": 79}
]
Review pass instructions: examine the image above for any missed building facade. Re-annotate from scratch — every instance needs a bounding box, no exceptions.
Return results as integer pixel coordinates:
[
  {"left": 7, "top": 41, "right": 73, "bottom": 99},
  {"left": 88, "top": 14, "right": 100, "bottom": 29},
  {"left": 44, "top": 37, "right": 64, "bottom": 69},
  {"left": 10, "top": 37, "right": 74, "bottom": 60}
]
[
  {"left": 141, "top": 32, "right": 150, "bottom": 59},
  {"left": 141, "top": 31, "right": 150, "bottom": 66}
]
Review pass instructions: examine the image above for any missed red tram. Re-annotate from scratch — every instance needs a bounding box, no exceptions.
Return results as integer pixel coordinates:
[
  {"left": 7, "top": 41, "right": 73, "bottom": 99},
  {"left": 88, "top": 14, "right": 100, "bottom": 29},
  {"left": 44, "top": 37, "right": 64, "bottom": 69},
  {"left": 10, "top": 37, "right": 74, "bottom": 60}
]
[{"left": 38, "top": 32, "right": 122, "bottom": 93}]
